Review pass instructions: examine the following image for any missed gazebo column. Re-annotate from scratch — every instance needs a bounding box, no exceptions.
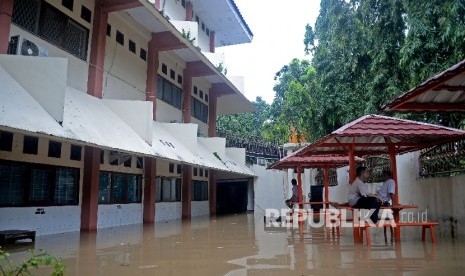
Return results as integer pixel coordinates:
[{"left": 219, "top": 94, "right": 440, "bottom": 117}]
[
  {"left": 323, "top": 165, "right": 329, "bottom": 208},
  {"left": 143, "top": 157, "right": 156, "bottom": 223},
  {"left": 297, "top": 165, "right": 304, "bottom": 234},
  {"left": 348, "top": 145, "right": 356, "bottom": 183},
  {"left": 389, "top": 144, "right": 401, "bottom": 242},
  {"left": 0, "top": 0, "right": 13, "bottom": 54}
]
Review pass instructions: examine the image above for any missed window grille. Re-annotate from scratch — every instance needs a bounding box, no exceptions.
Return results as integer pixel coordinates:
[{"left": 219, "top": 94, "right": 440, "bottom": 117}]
[
  {"left": 11, "top": 0, "right": 89, "bottom": 60},
  {"left": 192, "top": 180, "right": 208, "bottom": 201}
]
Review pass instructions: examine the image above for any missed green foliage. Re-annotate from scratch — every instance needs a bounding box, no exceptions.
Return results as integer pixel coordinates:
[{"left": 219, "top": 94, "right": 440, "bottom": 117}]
[
  {"left": 181, "top": 29, "right": 196, "bottom": 45},
  {"left": 217, "top": 97, "right": 273, "bottom": 141},
  {"left": 0, "top": 248, "right": 65, "bottom": 276},
  {"left": 215, "top": 62, "right": 228, "bottom": 75},
  {"left": 219, "top": 0, "right": 465, "bottom": 142}
]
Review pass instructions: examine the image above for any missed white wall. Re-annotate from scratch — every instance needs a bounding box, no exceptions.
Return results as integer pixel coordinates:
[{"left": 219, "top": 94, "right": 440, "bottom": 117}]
[
  {"left": 252, "top": 164, "right": 288, "bottom": 213},
  {"left": 325, "top": 151, "right": 465, "bottom": 239},
  {"left": 0, "top": 206, "right": 80, "bottom": 236},
  {"left": 191, "top": 201, "right": 209, "bottom": 217},
  {"left": 97, "top": 204, "right": 142, "bottom": 229},
  {"left": 155, "top": 202, "right": 182, "bottom": 221}
]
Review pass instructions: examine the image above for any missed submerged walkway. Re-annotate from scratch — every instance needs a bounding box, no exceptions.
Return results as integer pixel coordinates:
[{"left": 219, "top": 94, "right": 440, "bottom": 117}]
[{"left": 4, "top": 213, "right": 465, "bottom": 275}]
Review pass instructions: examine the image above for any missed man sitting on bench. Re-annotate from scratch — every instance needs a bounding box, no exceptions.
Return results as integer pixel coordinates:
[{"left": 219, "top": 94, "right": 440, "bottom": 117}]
[
  {"left": 376, "top": 170, "right": 396, "bottom": 207},
  {"left": 348, "top": 166, "right": 382, "bottom": 223}
]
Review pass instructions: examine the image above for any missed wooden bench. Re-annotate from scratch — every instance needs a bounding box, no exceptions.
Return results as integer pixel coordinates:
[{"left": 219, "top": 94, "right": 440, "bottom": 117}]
[
  {"left": 359, "top": 222, "right": 439, "bottom": 245},
  {"left": 0, "top": 230, "right": 36, "bottom": 245}
]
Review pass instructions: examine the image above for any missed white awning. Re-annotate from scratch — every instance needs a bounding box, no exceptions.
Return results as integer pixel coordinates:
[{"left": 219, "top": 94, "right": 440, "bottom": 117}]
[
  {"left": 0, "top": 65, "right": 75, "bottom": 139},
  {"left": 63, "top": 87, "right": 153, "bottom": 156}
]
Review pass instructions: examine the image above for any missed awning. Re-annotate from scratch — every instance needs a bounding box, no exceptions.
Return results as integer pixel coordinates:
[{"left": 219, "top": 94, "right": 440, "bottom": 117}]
[
  {"left": 0, "top": 65, "right": 75, "bottom": 139},
  {"left": 152, "top": 122, "right": 255, "bottom": 176},
  {"left": 63, "top": 87, "right": 153, "bottom": 156}
]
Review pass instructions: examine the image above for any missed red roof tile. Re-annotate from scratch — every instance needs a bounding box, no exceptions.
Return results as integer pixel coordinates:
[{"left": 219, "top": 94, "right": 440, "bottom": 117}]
[
  {"left": 268, "top": 155, "right": 364, "bottom": 170},
  {"left": 296, "top": 114, "right": 465, "bottom": 156}
]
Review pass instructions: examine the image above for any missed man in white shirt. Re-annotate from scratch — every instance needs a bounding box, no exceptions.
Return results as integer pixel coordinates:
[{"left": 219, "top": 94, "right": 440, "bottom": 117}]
[
  {"left": 348, "top": 166, "right": 382, "bottom": 223},
  {"left": 376, "top": 170, "right": 396, "bottom": 206}
]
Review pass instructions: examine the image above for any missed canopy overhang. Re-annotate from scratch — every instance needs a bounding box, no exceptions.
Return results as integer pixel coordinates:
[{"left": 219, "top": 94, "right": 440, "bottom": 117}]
[
  {"left": 382, "top": 59, "right": 465, "bottom": 112},
  {"left": 267, "top": 155, "right": 364, "bottom": 170}
]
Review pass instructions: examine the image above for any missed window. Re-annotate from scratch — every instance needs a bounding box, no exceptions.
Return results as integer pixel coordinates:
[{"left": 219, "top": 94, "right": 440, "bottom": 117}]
[
  {"left": 206, "top": 28, "right": 210, "bottom": 36},
  {"left": 123, "top": 156, "right": 132, "bottom": 167},
  {"left": 192, "top": 180, "right": 208, "bottom": 201},
  {"left": 205, "top": 94, "right": 209, "bottom": 102},
  {"left": 199, "top": 168, "right": 203, "bottom": 177},
  {"left": 177, "top": 75, "right": 183, "bottom": 85},
  {"left": 136, "top": 157, "right": 143, "bottom": 169},
  {"left": 161, "top": 63, "right": 168, "bottom": 74},
  {"left": 11, "top": 0, "right": 89, "bottom": 60},
  {"left": 170, "top": 69, "right": 175, "bottom": 80},
  {"left": 199, "top": 90, "right": 203, "bottom": 99},
  {"left": 193, "top": 167, "right": 198, "bottom": 176},
  {"left": 0, "top": 131, "right": 13, "bottom": 152},
  {"left": 100, "top": 150, "right": 104, "bottom": 164},
  {"left": 155, "top": 177, "right": 181, "bottom": 202},
  {"left": 48, "top": 141, "right": 61, "bottom": 158},
  {"left": 106, "top": 24, "right": 111, "bottom": 36},
  {"left": 0, "top": 160, "right": 79, "bottom": 207},
  {"left": 80, "top": 6, "right": 91, "bottom": 23},
  {"left": 62, "top": 0, "right": 73, "bottom": 11},
  {"left": 193, "top": 86, "right": 198, "bottom": 95},
  {"left": 201, "top": 22, "right": 205, "bottom": 31},
  {"left": 177, "top": 164, "right": 182, "bottom": 174},
  {"left": 128, "top": 40, "right": 136, "bottom": 53},
  {"left": 23, "top": 136, "right": 38, "bottom": 155},
  {"left": 195, "top": 15, "right": 199, "bottom": 23},
  {"left": 169, "top": 163, "right": 174, "bottom": 173},
  {"left": 116, "top": 30, "right": 124, "bottom": 45},
  {"left": 205, "top": 169, "right": 209, "bottom": 178},
  {"left": 157, "top": 75, "right": 183, "bottom": 109},
  {"left": 140, "top": 48, "right": 147, "bottom": 61},
  {"left": 98, "top": 172, "right": 142, "bottom": 204},
  {"left": 70, "top": 145, "right": 82, "bottom": 161},
  {"left": 181, "top": 0, "right": 186, "bottom": 8},
  {"left": 191, "top": 97, "right": 208, "bottom": 123}
]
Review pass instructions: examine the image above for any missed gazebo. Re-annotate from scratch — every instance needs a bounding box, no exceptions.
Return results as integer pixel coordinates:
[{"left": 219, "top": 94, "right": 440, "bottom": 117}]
[
  {"left": 268, "top": 155, "right": 364, "bottom": 207},
  {"left": 292, "top": 114, "right": 465, "bottom": 241}
]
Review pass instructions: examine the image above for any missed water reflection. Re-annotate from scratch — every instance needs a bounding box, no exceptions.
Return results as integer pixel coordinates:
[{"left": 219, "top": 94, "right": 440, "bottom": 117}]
[{"left": 3, "top": 213, "right": 465, "bottom": 275}]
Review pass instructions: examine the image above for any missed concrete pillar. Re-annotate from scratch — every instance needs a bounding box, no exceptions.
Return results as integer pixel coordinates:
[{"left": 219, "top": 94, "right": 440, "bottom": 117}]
[
  {"left": 87, "top": 0, "right": 108, "bottom": 98},
  {"left": 0, "top": 0, "right": 13, "bottom": 54},
  {"left": 146, "top": 33, "right": 159, "bottom": 120},
  {"left": 143, "top": 157, "right": 157, "bottom": 223},
  {"left": 182, "top": 68, "right": 193, "bottom": 123},
  {"left": 208, "top": 91, "right": 217, "bottom": 137},
  {"left": 81, "top": 146, "right": 101, "bottom": 231},
  {"left": 154, "top": 0, "right": 161, "bottom": 10},
  {"left": 185, "top": 1, "right": 193, "bottom": 21},
  {"left": 182, "top": 164, "right": 192, "bottom": 219},
  {"left": 209, "top": 171, "right": 217, "bottom": 216},
  {"left": 209, "top": 31, "right": 215, "bottom": 53}
]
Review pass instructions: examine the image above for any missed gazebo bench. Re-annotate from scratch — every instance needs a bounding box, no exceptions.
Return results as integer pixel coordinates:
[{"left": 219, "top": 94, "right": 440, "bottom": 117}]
[
  {"left": 0, "top": 230, "right": 36, "bottom": 245},
  {"left": 359, "top": 222, "right": 439, "bottom": 245}
]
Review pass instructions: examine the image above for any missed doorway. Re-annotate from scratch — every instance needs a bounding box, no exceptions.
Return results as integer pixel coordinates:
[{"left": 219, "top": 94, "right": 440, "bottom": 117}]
[{"left": 216, "top": 181, "right": 249, "bottom": 214}]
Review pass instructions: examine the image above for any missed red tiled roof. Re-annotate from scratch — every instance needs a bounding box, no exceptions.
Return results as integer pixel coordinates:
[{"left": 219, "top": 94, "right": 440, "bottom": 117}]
[
  {"left": 382, "top": 59, "right": 465, "bottom": 112},
  {"left": 295, "top": 114, "right": 465, "bottom": 156},
  {"left": 268, "top": 155, "right": 364, "bottom": 170}
]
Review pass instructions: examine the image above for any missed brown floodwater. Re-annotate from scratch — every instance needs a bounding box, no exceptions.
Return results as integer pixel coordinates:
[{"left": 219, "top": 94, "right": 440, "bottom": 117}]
[{"left": 3, "top": 213, "right": 465, "bottom": 275}]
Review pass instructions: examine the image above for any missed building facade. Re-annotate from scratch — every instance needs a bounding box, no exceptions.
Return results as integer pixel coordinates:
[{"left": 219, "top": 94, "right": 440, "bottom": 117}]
[{"left": 0, "top": 0, "right": 255, "bottom": 235}]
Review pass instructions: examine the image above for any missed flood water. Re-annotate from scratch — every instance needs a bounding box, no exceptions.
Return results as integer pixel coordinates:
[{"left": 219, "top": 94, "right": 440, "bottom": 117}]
[{"left": 3, "top": 213, "right": 465, "bottom": 275}]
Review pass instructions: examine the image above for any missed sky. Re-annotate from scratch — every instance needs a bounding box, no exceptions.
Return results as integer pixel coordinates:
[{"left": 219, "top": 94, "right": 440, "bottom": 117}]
[{"left": 221, "top": 0, "right": 321, "bottom": 104}]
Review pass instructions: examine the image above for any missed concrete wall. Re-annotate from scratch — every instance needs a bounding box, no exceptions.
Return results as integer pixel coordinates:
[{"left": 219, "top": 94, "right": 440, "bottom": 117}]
[
  {"left": 191, "top": 201, "right": 209, "bottom": 217},
  {"left": 0, "top": 206, "right": 80, "bottom": 236},
  {"left": 326, "top": 151, "right": 465, "bottom": 239},
  {"left": 97, "top": 204, "right": 142, "bottom": 229},
  {"left": 155, "top": 202, "right": 182, "bottom": 221}
]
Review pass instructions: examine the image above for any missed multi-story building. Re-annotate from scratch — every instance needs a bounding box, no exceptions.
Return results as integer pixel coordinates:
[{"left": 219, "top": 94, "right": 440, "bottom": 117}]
[{"left": 0, "top": 0, "right": 255, "bottom": 235}]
